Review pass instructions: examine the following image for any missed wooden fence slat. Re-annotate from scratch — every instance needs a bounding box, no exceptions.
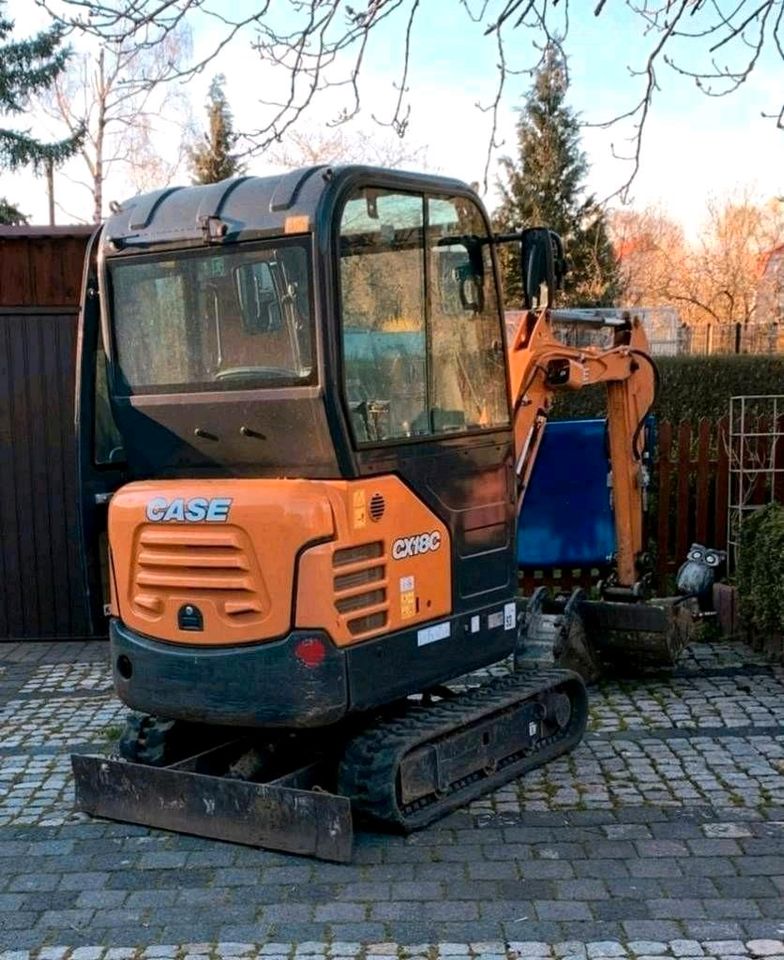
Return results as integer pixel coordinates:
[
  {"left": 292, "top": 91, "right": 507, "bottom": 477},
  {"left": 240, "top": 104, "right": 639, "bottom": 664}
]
[
  {"left": 656, "top": 419, "right": 673, "bottom": 583},
  {"left": 676, "top": 420, "right": 693, "bottom": 566},
  {"left": 695, "top": 418, "right": 711, "bottom": 544},
  {"left": 775, "top": 411, "right": 784, "bottom": 503},
  {"left": 715, "top": 415, "right": 729, "bottom": 547}
]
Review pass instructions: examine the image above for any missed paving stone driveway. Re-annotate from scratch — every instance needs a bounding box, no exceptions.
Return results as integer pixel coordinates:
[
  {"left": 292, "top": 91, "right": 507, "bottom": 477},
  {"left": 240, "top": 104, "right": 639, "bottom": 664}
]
[{"left": 0, "top": 639, "right": 783, "bottom": 958}]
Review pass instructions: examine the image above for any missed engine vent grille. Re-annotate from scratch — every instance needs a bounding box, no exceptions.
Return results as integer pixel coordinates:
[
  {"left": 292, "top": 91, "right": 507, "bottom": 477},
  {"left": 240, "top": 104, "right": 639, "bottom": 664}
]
[
  {"left": 334, "top": 565, "right": 384, "bottom": 592},
  {"left": 332, "top": 540, "right": 388, "bottom": 637},
  {"left": 347, "top": 611, "right": 387, "bottom": 636},
  {"left": 132, "top": 527, "right": 264, "bottom": 623},
  {"left": 369, "top": 493, "right": 385, "bottom": 522},
  {"left": 336, "top": 588, "right": 386, "bottom": 614},
  {"left": 333, "top": 541, "right": 383, "bottom": 567}
]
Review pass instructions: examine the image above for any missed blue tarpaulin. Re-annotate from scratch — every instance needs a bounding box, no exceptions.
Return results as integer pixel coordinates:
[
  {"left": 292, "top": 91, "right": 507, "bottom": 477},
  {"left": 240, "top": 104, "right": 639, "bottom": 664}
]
[{"left": 517, "top": 419, "right": 615, "bottom": 568}]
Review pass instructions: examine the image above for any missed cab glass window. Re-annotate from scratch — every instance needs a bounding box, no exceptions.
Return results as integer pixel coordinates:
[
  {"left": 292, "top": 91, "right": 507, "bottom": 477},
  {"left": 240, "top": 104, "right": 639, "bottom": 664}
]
[
  {"left": 428, "top": 196, "right": 509, "bottom": 431},
  {"left": 94, "top": 350, "right": 125, "bottom": 465},
  {"left": 339, "top": 187, "right": 509, "bottom": 444},
  {"left": 339, "top": 191, "right": 427, "bottom": 442},
  {"left": 109, "top": 239, "right": 313, "bottom": 395}
]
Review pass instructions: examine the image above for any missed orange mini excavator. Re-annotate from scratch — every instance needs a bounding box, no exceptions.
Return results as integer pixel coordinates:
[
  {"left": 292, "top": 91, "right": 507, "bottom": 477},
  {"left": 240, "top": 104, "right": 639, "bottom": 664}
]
[{"left": 72, "top": 166, "right": 689, "bottom": 861}]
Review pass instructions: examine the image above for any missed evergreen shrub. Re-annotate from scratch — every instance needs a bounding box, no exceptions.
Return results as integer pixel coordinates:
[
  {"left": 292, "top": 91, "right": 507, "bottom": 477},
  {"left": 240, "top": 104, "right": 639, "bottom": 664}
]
[
  {"left": 550, "top": 354, "right": 784, "bottom": 423},
  {"left": 736, "top": 504, "right": 784, "bottom": 641}
]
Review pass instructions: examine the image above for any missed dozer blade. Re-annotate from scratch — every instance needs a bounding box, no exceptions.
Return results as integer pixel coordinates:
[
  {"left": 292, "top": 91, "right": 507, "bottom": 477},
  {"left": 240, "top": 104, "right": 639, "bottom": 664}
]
[
  {"left": 581, "top": 595, "right": 699, "bottom": 674},
  {"left": 72, "top": 752, "right": 353, "bottom": 863}
]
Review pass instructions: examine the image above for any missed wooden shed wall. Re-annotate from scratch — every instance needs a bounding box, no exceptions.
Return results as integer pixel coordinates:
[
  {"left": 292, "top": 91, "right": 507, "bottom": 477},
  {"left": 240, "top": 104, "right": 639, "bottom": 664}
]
[
  {"left": 0, "top": 228, "right": 94, "bottom": 640},
  {"left": 0, "top": 230, "right": 89, "bottom": 307}
]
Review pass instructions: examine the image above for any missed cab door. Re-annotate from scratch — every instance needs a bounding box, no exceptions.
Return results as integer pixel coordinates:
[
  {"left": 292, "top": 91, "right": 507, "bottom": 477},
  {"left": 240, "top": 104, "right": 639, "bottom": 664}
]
[
  {"left": 75, "top": 230, "right": 128, "bottom": 635},
  {"left": 335, "top": 184, "right": 517, "bottom": 612}
]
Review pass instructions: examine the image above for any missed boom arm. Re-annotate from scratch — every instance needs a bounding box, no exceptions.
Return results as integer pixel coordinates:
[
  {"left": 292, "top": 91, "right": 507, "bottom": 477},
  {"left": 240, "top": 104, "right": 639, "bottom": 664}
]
[{"left": 508, "top": 309, "right": 657, "bottom": 588}]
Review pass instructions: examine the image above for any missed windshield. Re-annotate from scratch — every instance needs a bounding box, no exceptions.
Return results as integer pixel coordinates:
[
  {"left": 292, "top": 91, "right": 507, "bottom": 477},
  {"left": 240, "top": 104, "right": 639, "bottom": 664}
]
[{"left": 108, "top": 239, "right": 313, "bottom": 395}]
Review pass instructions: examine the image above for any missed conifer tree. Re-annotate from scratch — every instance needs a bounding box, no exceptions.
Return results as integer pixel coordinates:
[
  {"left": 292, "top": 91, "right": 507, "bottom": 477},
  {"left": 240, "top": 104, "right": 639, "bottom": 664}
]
[
  {"left": 495, "top": 46, "right": 619, "bottom": 308},
  {"left": 188, "top": 75, "right": 244, "bottom": 184},
  {"left": 0, "top": 2, "right": 82, "bottom": 222},
  {"left": 0, "top": 198, "right": 27, "bottom": 225}
]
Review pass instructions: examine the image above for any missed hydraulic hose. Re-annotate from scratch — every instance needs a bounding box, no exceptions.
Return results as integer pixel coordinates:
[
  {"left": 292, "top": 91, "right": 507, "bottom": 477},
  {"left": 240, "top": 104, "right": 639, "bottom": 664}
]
[{"left": 628, "top": 348, "right": 660, "bottom": 461}]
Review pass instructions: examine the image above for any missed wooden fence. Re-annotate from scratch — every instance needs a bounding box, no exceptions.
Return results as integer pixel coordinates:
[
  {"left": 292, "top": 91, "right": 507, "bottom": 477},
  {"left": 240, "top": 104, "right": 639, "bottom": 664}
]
[
  {"left": 520, "top": 416, "right": 730, "bottom": 594},
  {"left": 655, "top": 417, "right": 729, "bottom": 586}
]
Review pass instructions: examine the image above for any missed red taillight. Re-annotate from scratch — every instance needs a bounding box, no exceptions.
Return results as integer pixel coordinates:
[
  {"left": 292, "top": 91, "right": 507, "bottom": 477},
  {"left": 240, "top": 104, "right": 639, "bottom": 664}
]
[{"left": 294, "top": 637, "right": 327, "bottom": 668}]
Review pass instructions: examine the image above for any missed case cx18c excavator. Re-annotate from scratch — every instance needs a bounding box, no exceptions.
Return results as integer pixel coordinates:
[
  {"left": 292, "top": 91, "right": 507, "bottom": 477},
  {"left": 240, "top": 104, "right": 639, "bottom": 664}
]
[{"left": 72, "top": 166, "right": 689, "bottom": 862}]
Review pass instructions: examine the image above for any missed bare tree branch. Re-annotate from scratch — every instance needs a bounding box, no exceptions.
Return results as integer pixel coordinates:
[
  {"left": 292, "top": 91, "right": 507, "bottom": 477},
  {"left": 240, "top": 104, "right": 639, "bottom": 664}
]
[
  {"left": 38, "top": 0, "right": 784, "bottom": 195},
  {"left": 36, "top": 23, "right": 192, "bottom": 220}
]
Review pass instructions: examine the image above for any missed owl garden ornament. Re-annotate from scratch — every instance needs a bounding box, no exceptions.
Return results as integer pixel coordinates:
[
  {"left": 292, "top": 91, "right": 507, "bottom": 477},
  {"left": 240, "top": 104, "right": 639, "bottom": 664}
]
[{"left": 676, "top": 543, "right": 726, "bottom": 609}]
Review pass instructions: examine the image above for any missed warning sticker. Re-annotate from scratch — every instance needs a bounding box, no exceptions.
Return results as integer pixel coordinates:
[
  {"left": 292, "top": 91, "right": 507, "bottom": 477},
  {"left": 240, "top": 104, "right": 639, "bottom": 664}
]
[
  {"left": 401, "top": 591, "right": 416, "bottom": 619},
  {"left": 400, "top": 575, "right": 416, "bottom": 620},
  {"left": 352, "top": 489, "right": 366, "bottom": 528}
]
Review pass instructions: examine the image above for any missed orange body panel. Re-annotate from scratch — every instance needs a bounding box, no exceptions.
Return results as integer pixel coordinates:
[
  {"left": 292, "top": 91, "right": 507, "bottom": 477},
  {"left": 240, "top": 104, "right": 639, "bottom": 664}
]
[
  {"left": 109, "top": 476, "right": 451, "bottom": 647},
  {"left": 295, "top": 476, "right": 451, "bottom": 647}
]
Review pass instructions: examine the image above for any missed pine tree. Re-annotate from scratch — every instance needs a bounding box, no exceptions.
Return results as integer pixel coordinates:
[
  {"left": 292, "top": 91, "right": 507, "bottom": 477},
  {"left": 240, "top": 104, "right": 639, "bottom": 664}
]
[
  {"left": 0, "top": 2, "right": 82, "bottom": 218},
  {"left": 188, "top": 75, "right": 244, "bottom": 184},
  {"left": 495, "top": 46, "right": 619, "bottom": 308},
  {"left": 0, "top": 198, "right": 28, "bottom": 225}
]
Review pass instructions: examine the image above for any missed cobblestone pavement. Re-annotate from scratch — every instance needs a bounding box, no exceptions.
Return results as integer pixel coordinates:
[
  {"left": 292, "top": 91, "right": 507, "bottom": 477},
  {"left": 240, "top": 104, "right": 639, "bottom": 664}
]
[{"left": 0, "top": 639, "right": 783, "bottom": 958}]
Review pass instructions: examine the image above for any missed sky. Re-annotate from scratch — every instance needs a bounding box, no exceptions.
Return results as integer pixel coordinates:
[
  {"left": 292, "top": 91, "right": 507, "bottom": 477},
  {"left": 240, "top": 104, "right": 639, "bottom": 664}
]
[{"left": 2, "top": 0, "right": 782, "bottom": 237}]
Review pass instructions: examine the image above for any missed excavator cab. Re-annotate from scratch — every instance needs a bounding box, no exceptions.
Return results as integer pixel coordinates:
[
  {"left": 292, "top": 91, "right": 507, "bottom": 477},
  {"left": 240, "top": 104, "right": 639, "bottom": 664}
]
[{"left": 77, "top": 166, "right": 554, "bottom": 724}]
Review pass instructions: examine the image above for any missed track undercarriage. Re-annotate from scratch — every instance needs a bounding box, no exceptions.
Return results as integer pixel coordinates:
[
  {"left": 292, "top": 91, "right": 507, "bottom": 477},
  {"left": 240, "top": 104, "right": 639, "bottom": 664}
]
[{"left": 73, "top": 668, "right": 587, "bottom": 862}]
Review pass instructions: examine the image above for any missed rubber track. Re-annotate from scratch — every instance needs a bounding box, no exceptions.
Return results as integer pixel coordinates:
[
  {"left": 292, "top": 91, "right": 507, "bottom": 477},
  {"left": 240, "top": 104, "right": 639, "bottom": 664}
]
[{"left": 337, "top": 668, "right": 587, "bottom": 832}]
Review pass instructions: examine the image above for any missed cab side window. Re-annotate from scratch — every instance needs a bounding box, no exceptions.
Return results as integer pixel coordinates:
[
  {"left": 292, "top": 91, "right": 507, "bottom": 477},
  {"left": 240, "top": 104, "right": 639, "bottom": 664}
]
[
  {"left": 94, "top": 344, "right": 125, "bottom": 466},
  {"left": 339, "top": 191, "right": 427, "bottom": 442},
  {"left": 338, "top": 187, "right": 510, "bottom": 444},
  {"left": 428, "top": 196, "right": 509, "bottom": 432}
]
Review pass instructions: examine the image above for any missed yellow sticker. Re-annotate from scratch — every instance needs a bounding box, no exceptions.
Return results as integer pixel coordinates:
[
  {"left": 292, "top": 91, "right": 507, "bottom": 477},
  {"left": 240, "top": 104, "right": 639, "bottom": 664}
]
[
  {"left": 352, "top": 489, "right": 366, "bottom": 528},
  {"left": 400, "top": 590, "right": 416, "bottom": 620},
  {"left": 400, "top": 574, "right": 416, "bottom": 619}
]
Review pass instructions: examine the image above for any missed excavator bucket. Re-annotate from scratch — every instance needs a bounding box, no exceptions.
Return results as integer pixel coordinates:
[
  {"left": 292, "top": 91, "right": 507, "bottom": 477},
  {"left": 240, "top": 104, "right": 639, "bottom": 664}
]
[
  {"left": 515, "top": 588, "right": 699, "bottom": 681},
  {"left": 581, "top": 595, "right": 699, "bottom": 675},
  {"left": 72, "top": 743, "right": 354, "bottom": 863}
]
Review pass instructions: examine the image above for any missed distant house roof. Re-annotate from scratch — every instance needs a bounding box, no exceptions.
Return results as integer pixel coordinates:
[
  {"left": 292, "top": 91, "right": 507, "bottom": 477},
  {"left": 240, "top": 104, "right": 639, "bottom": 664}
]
[{"left": 757, "top": 243, "right": 784, "bottom": 277}]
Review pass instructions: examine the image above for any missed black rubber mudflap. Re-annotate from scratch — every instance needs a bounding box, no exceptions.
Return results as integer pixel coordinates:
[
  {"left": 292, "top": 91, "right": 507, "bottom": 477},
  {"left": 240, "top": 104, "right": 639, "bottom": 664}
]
[{"left": 337, "top": 669, "right": 587, "bottom": 832}]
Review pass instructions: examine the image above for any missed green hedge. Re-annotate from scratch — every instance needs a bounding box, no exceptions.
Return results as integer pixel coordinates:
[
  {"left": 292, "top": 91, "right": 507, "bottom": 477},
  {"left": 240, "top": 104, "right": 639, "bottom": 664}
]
[
  {"left": 550, "top": 355, "right": 784, "bottom": 422},
  {"left": 736, "top": 504, "right": 784, "bottom": 638}
]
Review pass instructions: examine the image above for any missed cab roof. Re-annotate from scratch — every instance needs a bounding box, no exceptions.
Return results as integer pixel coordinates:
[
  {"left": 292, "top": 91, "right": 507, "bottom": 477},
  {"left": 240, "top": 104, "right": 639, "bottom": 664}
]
[{"left": 102, "top": 164, "right": 472, "bottom": 253}]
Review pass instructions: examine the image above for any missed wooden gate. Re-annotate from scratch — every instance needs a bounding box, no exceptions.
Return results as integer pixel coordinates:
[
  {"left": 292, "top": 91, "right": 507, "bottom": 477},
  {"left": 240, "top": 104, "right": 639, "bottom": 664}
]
[{"left": 0, "top": 226, "right": 93, "bottom": 640}]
